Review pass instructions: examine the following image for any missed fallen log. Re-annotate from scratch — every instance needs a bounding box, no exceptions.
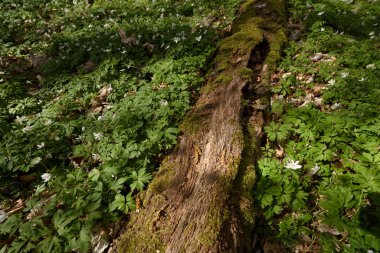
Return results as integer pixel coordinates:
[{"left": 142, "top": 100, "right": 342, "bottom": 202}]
[{"left": 116, "top": 1, "right": 287, "bottom": 252}]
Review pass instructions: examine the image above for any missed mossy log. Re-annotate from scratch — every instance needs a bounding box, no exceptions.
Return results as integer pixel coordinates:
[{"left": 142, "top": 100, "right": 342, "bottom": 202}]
[{"left": 116, "top": 1, "right": 287, "bottom": 252}]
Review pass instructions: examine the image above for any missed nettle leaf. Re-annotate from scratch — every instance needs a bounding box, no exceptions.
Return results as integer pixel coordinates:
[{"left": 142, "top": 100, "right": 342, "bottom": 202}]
[
  {"left": 129, "top": 168, "right": 152, "bottom": 191},
  {"left": 291, "top": 190, "right": 308, "bottom": 210},
  {"left": 37, "top": 236, "right": 61, "bottom": 253},
  {"left": 260, "top": 194, "right": 274, "bottom": 207},
  {"left": 103, "top": 165, "right": 119, "bottom": 179},
  {"left": 110, "top": 193, "right": 136, "bottom": 214},
  {"left": 320, "top": 187, "right": 358, "bottom": 215},
  {"left": 355, "top": 167, "right": 380, "bottom": 191},
  {"left": 110, "top": 177, "right": 128, "bottom": 192},
  {"left": 164, "top": 127, "right": 179, "bottom": 145},
  {"left": 0, "top": 213, "right": 21, "bottom": 235},
  {"left": 272, "top": 205, "right": 282, "bottom": 215},
  {"left": 78, "top": 227, "right": 91, "bottom": 252},
  {"left": 8, "top": 240, "right": 26, "bottom": 253},
  {"left": 265, "top": 122, "right": 292, "bottom": 142},
  {"left": 0, "top": 246, "right": 7, "bottom": 253},
  {"left": 258, "top": 158, "right": 282, "bottom": 177},
  {"left": 53, "top": 210, "right": 78, "bottom": 236},
  {"left": 88, "top": 168, "right": 100, "bottom": 181},
  {"left": 30, "top": 156, "right": 42, "bottom": 167},
  {"left": 109, "top": 194, "right": 125, "bottom": 212}
]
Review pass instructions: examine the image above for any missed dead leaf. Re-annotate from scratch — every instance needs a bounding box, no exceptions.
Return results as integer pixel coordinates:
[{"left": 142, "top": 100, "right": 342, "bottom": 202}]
[
  {"left": 310, "top": 53, "right": 325, "bottom": 62},
  {"left": 99, "top": 85, "right": 112, "bottom": 98},
  {"left": 77, "top": 60, "right": 96, "bottom": 73},
  {"left": 275, "top": 146, "right": 284, "bottom": 158},
  {"left": 19, "top": 174, "right": 36, "bottom": 183},
  {"left": 31, "top": 55, "right": 48, "bottom": 68},
  {"left": 14, "top": 199, "right": 23, "bottom": 209},
  {"left": 143, "top": 43, "right": 155, "bottom": 55},
  {"left": 26, "top": 208, "right": 44, "bottom": 220},
  {"left": 119, "top": 30, "right": 137, "bottom": 48},
  {"left": 313, "top": 221, "right": 342, "bottom": 236}
]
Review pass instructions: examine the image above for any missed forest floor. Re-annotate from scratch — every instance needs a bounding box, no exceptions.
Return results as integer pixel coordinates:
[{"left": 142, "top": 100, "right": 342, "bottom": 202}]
[{"left": 0, "top": 0, "right": 379, "bottom": 252}]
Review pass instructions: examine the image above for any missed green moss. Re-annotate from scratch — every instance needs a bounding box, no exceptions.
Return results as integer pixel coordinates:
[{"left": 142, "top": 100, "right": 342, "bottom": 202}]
[
  {"left": 214, "top": 72, "right": 233, "bottom": 85},
  {"left": 198, "top": 177, "right": 233, "bottom": 247},
  {"left": 266, "top": 0, "right": 287, "bottom": 25},
  {"left": 145, "top": 159, "right": 176, "bottom": 202},
  {"left": 265, "top": 29, "right": 287, "bottom": 72},
  {"left": 117, "top": 194, "right": 168, "bottom": 252},
  {"left": 240, "top": 164, "right": 256, "bottom": 226},
  {"left": 180, "top": 110, "right": 207, "bottom": 134},
  {"left": 239, "top": 67, "right": 254, "bottom": 81},
  {"left": 240, "top": 0, "right": 255, "bottom": 13},
  {"left": 220, "top": 24, "right": 263, "bottom": 54}
]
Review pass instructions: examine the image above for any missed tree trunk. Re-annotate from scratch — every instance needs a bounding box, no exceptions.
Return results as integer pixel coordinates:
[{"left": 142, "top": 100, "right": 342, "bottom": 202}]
[{"left": 116, "top": 1, "right": 287, "bottom": 252}]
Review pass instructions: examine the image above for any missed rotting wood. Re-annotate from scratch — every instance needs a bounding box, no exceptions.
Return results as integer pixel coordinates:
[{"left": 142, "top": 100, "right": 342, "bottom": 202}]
[{"left": 116, "top": 1, "right": 287, "bottom": 252}]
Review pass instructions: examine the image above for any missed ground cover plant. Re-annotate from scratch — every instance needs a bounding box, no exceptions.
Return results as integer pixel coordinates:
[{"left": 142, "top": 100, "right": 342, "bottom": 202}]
[
  {"left": 0, "top": 0, "right": 242, "bottom": 251},
  {"left": 254, "top": 0, "right": 380, "bottom": 252}
]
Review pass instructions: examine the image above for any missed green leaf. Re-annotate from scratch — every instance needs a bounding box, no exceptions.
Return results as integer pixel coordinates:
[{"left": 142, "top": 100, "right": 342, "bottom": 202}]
[
  {"left": 30, "top": 157, "right": 42, "bottom": 166},
  {"left": 37, "top": 236, "right": 61, "bottom": 253},
  {"left": 110, "top": 177, "right": 128, "bottom": 192},
  {"left": 129, "top": 168, "right": 152, "bottom": 191},
  {"left": 88, "top": 169, "right": 100, "bottom": 181},
  {"left": 0, "top": 245, "right": 7, "bottom": 253},
  {"left": 110, "top": 193, "right": 135, "bottom": 214}
]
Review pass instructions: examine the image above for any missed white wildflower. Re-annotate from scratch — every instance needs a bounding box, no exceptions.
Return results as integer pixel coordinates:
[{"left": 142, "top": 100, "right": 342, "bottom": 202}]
[
  {"left": 37, "top": 142, "right": 45, "bottom": 149},
  {"left": 160, "top": 100, "right": 168, "bottom": 106},
  {"left": 317, "top": 11, "right": 324, "bottom": 16},
  {"left": 15, "top": 116, "right": 27, "bottom": 124},
  {"left": 341, "top": 72, "right": 349, "bottom": 78},
  {"left": 173, "top": 37, "right": 180, "bottom": 43},
  {"left": 310, "top": 164, "right": 320, "bottom": 175},
  {"left": 282, "top": 72, "right": 292, "bottom": 79},
  {"left": 93, "top": 132, "right": 103, "bottom": 140},
  {"left": 22, "top": 125, "right": 34, "bottom": 133},
  {"left": 331, "top": 103, "right": 341, "bottom": 110},
  {"left": 0, "top": 79, "right": 3, "bottom": 82},
  {"left": 0, "top": 210, "right": 8, "bottom": 223},
  {"left": 366, "top": 63, "right": 376, "bottom": 70},
  {"left": 195, "top": 36, "right": 202, "bottom": 42},
  {"left": 321, "top": 28, "right": 325, "bottom": 32},
  {"left": 358, "top": 77, "right": 367, "bottom": 82},
  {"left": 44, "top": 119, "right": 53, "bottom": 125},
  {"left": 369, "top": 31, "right": 375, "bottom": 39},
  {"left": 82, "top": 127, "right": 86, "bottom": 132},
  {"left": 368, "top": 250, "right": 374, "bottom": 253},
  {"left": 328, "top": 79, "right": 336, "bottom": 86},
  {"left": 92, "top": 153, "right": 101, "bottom": 161},
  {"left": 285, "top": 159, "right": 302, "bottom": 170},
  {"left": 41, "top": 173, "right": 52, "bottom": 183}
]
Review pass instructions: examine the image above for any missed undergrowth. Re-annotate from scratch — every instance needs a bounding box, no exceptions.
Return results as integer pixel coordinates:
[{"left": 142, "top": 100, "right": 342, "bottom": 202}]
[
  {"left": 254, "top": 0, "right": 380, "bottom": 252},
  {"left": 0, "top": 0, "right": 242, "bottom": 252}
]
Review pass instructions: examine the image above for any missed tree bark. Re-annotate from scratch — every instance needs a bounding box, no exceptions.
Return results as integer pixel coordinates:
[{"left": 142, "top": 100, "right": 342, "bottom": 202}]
[{"left": 116, "top": 1, "right": 287, "bottom": 252}]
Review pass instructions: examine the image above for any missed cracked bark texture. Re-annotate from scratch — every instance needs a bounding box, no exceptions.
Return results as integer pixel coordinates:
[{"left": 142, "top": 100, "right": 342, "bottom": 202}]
[{"left": 116, "top": 1, "right": 287, "bottom": 252}]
